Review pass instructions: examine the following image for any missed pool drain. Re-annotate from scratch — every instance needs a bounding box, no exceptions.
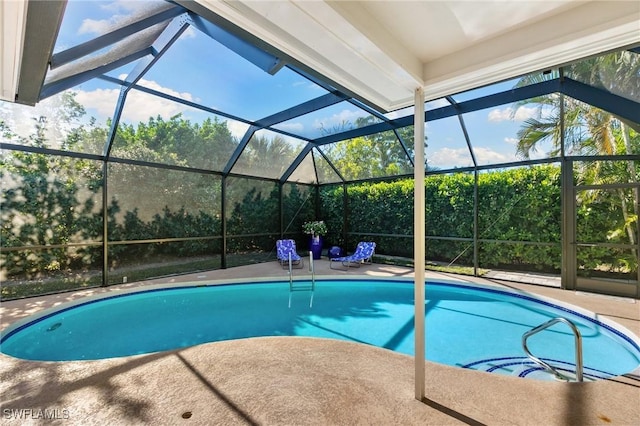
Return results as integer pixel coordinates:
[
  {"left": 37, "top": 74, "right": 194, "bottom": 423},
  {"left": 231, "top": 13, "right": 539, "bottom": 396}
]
[{"left": 46, "top": 323, "right": 62, "bottom": 332}]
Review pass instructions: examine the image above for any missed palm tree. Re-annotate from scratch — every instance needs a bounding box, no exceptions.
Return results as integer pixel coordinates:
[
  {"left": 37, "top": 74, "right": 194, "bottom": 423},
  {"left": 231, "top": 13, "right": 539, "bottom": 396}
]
[
  {"left": 512, "top": 50, "right": 639, "bottom": 270},
  {"left": 514, "top": 51, "right": 639, "bottom": 155}
]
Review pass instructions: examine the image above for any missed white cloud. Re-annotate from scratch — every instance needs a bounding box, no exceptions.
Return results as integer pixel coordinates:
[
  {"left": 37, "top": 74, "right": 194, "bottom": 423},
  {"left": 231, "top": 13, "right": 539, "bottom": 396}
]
[
  {"left": 386, "top": 106, "right": 414, "bottom": 120},
  {"left": 0, "top": 94, "right": 79, "bottom": 145},
  {"left": 426, "top": 98, "right": 450, "bottom": 110},
  {"left": 227, "top": 120, "right": 250, "bottom": 139},
  {"left": 180, "top": 26, "right": 197, "bottom": 40},
  {"left": 313, "top": 109, "right": 366, "bottom": 132},
  {"left": 78, "top": 18, "right": 113, "bottom": 35},
  {"left": 75, "top": 88, "right": 120, "bottom": 120},
  {"left": 385, "top": 98, "right": 449, "bottom": 120},
  {"left": 504, "top": 137, "right": 519, "bottom": 145},
  {"left": 131, "top": 77, "right": 195, "bottom": 102},
  {"left": 513, "top": 106, "right": 538, "bottom": 121},
  {"left": 122, "top": 91, "right": 197, "bottom": 123},
  {"left": 100, "top": 1, "right": 152, "bottom": 14},
  {"left": 429, "top": 147, "right": 474, "bottom": 168},
  {"left": 277, "top": 122, "right": 304, "bottom": 133},
  {"left": 253, "top": 129, "right": 306, "bottom": 148},
  {"left": 428, "top": 146, "right": 517, "bottom": 168},
  {"left": 472, "top": 146, "right": 517, "bottom": 164},
  {"left": 488, "top": 106, "right": 538, "bottom": 122},
  {"left": 75, "top": 78, "right": 198, "bottom": 123},
  {"left": 80, "top": 1, "right": 165, "bottom": 35},
  {"left": 291, "top": 80, "right": 323, "bottom": 91},
  {"left": 100, "top": 0, "right": 156, "bottom": 16},
  {"left": 487, "top": 108, "right": 510, "bottom": 122}
]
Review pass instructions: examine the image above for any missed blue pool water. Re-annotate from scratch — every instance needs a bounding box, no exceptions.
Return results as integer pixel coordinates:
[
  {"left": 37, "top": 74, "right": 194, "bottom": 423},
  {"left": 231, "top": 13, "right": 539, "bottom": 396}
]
[{"left": 2, "top": 279, "right": 639, "bottom": 381}]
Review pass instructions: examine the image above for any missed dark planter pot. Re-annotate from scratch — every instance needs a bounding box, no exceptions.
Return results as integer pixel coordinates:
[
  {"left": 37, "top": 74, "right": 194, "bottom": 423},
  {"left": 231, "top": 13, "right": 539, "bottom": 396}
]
[{"left": 309, "top": 235, "right": 323, "bottom": 260}]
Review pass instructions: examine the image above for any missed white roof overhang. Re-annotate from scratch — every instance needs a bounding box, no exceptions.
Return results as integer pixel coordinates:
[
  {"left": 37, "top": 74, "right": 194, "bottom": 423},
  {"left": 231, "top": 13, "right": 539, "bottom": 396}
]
[
  {"left": 2, "top": 1, "right": 639, "bottom": 110},
  {"left": 192, "top": 0, "right": 640, "bottom": 111}
]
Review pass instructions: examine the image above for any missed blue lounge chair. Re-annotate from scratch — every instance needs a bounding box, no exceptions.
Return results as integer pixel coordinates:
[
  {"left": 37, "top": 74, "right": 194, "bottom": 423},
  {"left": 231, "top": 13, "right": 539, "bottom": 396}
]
[
  {"left": 276, "top": 239, "right": 304, "bottom": 269},
  {"left": 330, "top": 241, "right": 376, "bottom": 270}
]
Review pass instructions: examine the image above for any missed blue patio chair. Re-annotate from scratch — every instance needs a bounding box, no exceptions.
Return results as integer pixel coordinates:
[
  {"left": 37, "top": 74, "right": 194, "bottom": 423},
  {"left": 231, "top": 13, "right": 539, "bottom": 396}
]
[
  {"left": 330, "top": 241, "right": 376, "bottom": 270},
  {"left": 276, "top": 239, "right": 304, "bottom": 269}
]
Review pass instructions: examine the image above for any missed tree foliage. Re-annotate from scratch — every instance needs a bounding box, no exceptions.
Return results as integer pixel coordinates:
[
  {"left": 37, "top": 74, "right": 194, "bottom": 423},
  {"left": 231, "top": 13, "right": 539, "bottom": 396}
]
[
  {"left": 318, "top": 116, "right": 417, "bottom": 181},
  {"left": 512, "top": 50, "right": 639, "bottom": 264}
]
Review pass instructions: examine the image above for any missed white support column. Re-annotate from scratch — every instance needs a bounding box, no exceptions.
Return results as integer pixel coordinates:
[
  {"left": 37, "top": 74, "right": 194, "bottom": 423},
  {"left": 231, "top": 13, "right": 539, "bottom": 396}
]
[{"left": 413, "top": 87, "right": 426, "bottom": 400}]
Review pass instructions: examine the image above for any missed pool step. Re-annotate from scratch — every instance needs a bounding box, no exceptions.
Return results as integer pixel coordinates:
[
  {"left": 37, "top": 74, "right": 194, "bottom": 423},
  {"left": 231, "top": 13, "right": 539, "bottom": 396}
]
[{"left": 461, "top": 356, "right": 608, "bottom": 381}]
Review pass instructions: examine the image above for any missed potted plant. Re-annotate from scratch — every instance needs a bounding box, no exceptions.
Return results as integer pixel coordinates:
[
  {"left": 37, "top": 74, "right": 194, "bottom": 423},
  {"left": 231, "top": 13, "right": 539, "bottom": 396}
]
[
  {"left": 302, "top": 220, "right": 328, "bottom": 237},
  {"left": 303, "top": 221, "right": 328, "bottom": 259}
]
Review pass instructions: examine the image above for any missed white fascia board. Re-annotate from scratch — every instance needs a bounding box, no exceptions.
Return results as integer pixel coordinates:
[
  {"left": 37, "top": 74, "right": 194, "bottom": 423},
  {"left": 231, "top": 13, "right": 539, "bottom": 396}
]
[
  {"left": 420, "top": 1, "right": 640, "bottom": 102},
  {"left": 196, "top": 0, "right": 419, "bottom": 111},
  {"left": 0, "top": 0, "right": 28, "bottom": 103}
]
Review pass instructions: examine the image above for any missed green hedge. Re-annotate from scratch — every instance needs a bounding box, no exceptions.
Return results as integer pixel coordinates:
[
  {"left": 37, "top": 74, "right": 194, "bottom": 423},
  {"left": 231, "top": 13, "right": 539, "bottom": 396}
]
[
  {"left": 2, "top": 161, "right": 636, "bottom": 281},
  {"left": 322, "top": 166, "right": 564, "bottom": 273}
]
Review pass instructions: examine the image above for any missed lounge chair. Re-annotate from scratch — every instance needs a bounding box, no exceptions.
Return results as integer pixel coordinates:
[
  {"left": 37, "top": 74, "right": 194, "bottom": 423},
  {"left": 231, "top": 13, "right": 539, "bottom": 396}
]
[
  {"left": 276, "top": 239, "right": 304, "bottom": 269},
  {"left": 329, "top": 241, "right": 376, "bottom": 270}
]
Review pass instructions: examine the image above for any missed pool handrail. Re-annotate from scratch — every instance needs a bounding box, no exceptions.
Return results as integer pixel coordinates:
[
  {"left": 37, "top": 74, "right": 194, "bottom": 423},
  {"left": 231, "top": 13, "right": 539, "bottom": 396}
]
[
  {"left": 287, "top": 251, "right": 315, "bottom": 308},
  {"left": 522, "top": 317, "right": 584, "bottom": 382}
]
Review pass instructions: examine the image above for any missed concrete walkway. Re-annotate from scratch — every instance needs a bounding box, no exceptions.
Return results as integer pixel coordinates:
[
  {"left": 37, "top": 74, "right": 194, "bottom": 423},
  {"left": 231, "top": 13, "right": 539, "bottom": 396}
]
[{"left": 484, "top": 269, "right": 561, "bottom": 287}]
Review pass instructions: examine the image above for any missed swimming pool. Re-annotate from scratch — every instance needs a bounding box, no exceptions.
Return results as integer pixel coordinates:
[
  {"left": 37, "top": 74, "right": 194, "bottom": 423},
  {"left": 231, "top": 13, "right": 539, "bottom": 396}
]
[{"left": 2, "top": 278, "right": 639, "bottom": 381}]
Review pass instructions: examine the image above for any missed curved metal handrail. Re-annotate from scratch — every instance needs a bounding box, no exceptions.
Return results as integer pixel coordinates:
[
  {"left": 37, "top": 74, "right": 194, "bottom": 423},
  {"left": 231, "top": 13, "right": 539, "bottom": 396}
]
[
  {"left": 309, "top": 252, "right": 315, "bottom": 307},
  {"left": 287, "top": 252, "right": 315, "bottom": 308},
  {"left": 522, "top": 317, "right": 583, "bottom": 382}
]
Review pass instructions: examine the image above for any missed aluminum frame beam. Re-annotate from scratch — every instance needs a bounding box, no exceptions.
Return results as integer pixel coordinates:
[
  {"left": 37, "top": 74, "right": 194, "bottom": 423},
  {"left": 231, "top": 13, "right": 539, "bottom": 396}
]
[
  {"left": 223, "top": 125, "right": 260, "bottom": 175},
  {"left": 40, "top": 48, "right": 154, "bottom": 101},
  {"left": 187, "top": 13, "right": 284, "bottom": 75},
  {"left": 50, "top": 4, "right": 186, "bottom": 69},
  {"left": 311, "top": 78, "right": 639, "bottom": 146},
  {"left": 279, "top": 144, "right": 315, "bottom": 184},
  {"left": 255, "top": 92, "right": 348, "bottom": 128},
  {"left": 562, "top": 78, "right": 640, "bottom": 125},
  {"left": 446, "top": 96, "right": 477, "bottom": 167}
]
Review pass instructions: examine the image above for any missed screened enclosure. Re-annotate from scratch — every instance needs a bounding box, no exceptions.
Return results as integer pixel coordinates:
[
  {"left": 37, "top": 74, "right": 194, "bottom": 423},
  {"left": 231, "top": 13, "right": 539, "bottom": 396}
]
[{"left": 1, "top": 0, "right": 638, "bottom": 300}]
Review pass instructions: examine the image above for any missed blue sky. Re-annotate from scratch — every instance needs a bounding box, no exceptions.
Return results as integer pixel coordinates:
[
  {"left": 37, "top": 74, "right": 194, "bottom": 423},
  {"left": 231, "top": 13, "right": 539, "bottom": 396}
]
[{"left": 3, "top": 0, "right": 555, "bottom": 169}]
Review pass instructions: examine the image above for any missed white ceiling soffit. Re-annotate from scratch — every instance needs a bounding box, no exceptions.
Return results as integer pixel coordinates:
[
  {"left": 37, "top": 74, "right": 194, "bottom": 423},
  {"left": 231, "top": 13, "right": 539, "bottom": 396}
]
[
  {"left": 0, "top": 0, "right": 28, "bottom": 102},
  {"left": 196, "top": 0, "right": 640, "bottom": 112},
  {"left": 1, "top": 0, "right": 65, "bottom": 106}
]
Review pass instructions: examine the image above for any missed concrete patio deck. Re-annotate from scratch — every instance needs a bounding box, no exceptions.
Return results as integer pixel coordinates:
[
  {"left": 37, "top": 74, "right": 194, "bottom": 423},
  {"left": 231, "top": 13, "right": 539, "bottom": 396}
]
[{"left": 1, "top": 260, "right": 639, "bottom": 425}]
